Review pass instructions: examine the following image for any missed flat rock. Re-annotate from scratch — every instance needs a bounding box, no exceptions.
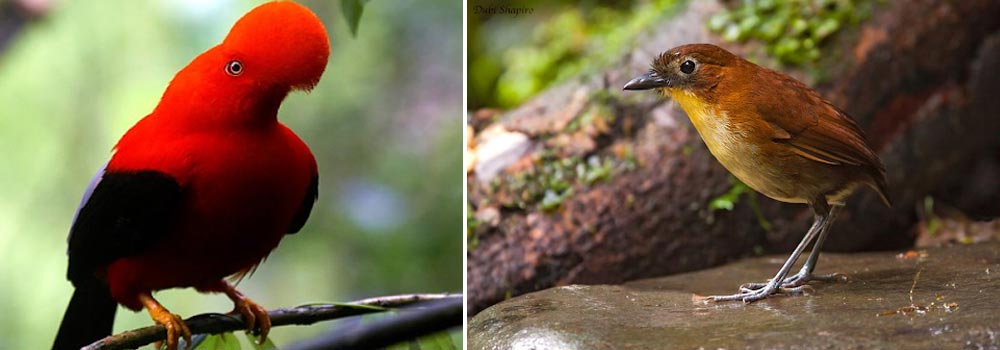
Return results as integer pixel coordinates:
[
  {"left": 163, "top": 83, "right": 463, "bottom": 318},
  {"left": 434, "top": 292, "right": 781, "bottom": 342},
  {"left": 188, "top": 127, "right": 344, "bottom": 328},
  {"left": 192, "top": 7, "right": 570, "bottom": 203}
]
[{"left": 469, "top": 242, "right": 1000, "bottom": 350}]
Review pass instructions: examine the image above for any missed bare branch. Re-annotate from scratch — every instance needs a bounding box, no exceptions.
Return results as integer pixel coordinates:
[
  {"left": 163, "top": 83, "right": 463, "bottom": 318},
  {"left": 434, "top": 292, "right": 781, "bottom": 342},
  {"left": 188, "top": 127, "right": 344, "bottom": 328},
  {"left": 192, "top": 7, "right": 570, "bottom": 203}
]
[
  {"left": 82, "top": 293, "right": 461, "bottom": 350},
  {"left": 290, "top": 297, "right": 463, "bottom": 350}
]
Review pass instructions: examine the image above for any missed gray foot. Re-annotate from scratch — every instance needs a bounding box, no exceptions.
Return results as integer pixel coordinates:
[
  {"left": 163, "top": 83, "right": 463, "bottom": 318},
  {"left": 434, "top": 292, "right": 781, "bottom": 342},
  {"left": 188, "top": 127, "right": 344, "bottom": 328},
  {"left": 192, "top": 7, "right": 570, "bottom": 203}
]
[
  {"left": 706, "top": 283, "right": 813, "bottom": 303},
  {"left": 740, "top": 271, "right": 847, "bottom": 291}
]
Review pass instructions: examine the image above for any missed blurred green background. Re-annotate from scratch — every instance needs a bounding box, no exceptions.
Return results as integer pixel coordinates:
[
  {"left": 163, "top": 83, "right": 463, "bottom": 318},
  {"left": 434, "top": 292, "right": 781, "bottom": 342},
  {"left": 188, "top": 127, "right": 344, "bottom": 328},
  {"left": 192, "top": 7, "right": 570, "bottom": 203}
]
[
  {"left": 468, "top": 0, "right": 876, "bottom": 111},
  {"left": 0, "top": 0, "right": 462, "bottom": 348},
  {"left": 468, "top": 0, "right": 681, "bottom": 111}
]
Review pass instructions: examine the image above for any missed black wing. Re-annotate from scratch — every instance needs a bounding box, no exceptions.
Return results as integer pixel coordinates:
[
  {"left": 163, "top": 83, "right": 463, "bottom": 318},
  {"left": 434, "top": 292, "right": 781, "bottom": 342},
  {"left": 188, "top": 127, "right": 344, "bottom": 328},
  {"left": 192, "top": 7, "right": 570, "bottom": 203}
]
[
  {"left": 66, "top": 169, "right": 183, "bottom": 285},
  {"left": 287, "top": 175, "right": 318, "bottom": 234}
]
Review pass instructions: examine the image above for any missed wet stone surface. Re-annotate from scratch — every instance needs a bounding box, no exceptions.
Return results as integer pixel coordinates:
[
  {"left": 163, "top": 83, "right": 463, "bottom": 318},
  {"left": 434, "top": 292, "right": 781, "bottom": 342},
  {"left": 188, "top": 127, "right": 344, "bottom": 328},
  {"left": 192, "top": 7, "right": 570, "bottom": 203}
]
[{"left": 469, "top": 242, "right": 1000, "bottom": 350}]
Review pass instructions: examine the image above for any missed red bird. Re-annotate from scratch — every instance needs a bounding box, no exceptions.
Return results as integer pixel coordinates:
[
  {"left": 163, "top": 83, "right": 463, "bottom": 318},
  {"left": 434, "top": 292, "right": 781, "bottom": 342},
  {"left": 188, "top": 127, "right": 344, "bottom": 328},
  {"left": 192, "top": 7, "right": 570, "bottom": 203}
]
[{"left": 52, "top": 2, "right": 330, "bottom": 349}]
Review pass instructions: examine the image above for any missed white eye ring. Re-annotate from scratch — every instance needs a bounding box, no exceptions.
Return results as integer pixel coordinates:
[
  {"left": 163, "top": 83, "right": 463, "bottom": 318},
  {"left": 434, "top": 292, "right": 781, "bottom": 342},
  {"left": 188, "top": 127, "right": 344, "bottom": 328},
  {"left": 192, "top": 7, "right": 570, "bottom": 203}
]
[{"left": 225, "top": 60, "right": 243, "bottom": 76}]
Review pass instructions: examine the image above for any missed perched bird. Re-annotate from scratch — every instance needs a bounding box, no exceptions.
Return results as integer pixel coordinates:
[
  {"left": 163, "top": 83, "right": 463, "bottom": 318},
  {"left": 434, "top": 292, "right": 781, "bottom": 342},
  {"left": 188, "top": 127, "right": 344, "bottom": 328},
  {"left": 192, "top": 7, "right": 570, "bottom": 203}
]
[
  {"left": 623, "top": 44, "right": 889, "bottom": 303},
  {"left": 52, "top": 2, "right": 329, "bottom": 349}
]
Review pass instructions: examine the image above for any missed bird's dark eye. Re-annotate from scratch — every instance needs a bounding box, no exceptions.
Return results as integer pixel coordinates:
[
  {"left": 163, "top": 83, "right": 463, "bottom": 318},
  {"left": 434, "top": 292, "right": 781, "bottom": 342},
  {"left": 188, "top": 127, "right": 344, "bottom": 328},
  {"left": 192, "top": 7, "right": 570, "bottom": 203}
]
[
  {"left": 680, "top": 60, "right": 696, "bottom": 74},
  {"left": 225, "top": 60, "right": 243, "bottom": 76}
]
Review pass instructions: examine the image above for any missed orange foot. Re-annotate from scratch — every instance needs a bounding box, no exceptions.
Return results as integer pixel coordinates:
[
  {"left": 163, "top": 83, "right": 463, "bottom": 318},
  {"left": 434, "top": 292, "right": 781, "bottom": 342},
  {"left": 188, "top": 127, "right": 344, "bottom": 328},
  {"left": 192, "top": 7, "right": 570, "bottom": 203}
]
[
  {"left": 220, "top": 282, "right": 271, "bottom": 344},
  {"left": 139, "top": 293, "right": 192, "bottom": 350}
]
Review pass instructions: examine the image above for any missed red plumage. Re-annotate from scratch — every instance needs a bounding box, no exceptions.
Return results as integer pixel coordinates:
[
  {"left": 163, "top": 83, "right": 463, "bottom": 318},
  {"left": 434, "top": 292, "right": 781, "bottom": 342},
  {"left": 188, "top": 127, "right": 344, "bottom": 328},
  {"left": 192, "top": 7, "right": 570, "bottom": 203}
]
[
  {"left": 106, "top": 120, "right": 316, "bottom": 310},
  {"left": 54, "top": 2, "right": 330, "bottom": 349}
]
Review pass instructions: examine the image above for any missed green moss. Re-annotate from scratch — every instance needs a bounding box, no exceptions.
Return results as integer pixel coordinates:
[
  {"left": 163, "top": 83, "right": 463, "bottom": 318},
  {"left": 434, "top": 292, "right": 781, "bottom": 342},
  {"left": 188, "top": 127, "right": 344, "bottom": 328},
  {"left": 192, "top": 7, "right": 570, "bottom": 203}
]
[
  {"left": 620, "top": 145, "right": 638, "bottom": 171},
  {"left": 580, "top": 156, "right": 614, "bottom": 185},
  {"left": 588, "top": 88, "right": 619, "bottom": 106},
  {"left": 707, "top": 0, "right": 878, "bottom": 66},
  {"left": 540, "top": 188, "right": 575, "bottom": 212},
  {"left": 467, "top": 203, "right": 482, "bottom": 250},
  {"left": 566, "top": 85, "right": 625, "bottom": 134},
  {"left": 567, "top": 105, "right": 606, "bottom": 134},
  {"left": 492, "top": 152, "right": 634, "bottom": 212}
]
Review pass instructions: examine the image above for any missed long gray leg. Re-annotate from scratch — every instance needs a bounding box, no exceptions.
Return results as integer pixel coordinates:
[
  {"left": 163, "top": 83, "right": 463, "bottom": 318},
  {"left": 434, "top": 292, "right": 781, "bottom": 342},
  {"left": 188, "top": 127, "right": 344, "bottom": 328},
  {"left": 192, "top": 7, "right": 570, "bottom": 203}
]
[
  {"left": 742, "top": 204, "right": 845, "bottom": 290},
  {"left": 796, "top": 205, "right": 843, "bottom": 277},
  {"left": 706, "top": 207, "right": 828, "bottom": 303}
]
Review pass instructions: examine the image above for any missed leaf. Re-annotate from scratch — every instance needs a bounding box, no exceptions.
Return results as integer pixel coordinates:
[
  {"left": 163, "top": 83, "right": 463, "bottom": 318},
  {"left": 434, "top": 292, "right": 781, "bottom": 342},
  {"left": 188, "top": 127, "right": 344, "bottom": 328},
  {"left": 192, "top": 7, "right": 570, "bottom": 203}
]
[
  {"left": 194, "top": 333, "right": 241, "bottom": 350},
  {"left": 709, "top": 197, "right": 735, "bottom": 211},
  {"left": 294, "top": 301, "right": 390, "bottom": 311},
  {"left": 417, "top": 331, "right": 460, "bottom": 350},
  {"left": 340, "top": 0, "right": 370, "bottom": 37},
  {"left": 326, "top": 301, "right": 391, "bottom": 311},
  {"left": 385, "top": 330, "right": 460, "bottom": 350},
  {"left": 709, "top": 177, "right": 750, "bottom": 211},
  {"left": 247, "top": 334, "right": 279, "bottom": 350},
  {"left": 188, "top": 334, "right": 210, "bottom": 349}
]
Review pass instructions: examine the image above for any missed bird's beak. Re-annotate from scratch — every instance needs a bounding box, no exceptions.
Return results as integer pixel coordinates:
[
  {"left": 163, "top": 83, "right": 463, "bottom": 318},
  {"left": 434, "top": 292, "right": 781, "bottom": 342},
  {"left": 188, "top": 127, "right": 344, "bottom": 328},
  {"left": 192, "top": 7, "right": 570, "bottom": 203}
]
[{"left": 623, "top": 71, "right": 669, "bottom": 91}]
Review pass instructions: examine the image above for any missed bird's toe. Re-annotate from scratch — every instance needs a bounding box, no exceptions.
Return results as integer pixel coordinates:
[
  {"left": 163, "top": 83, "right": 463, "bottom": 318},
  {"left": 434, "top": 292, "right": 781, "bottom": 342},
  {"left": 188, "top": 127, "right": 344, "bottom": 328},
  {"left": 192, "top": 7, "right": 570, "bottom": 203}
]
[{"left": 231, "top": 296, "right": 271, "bottom": 344}]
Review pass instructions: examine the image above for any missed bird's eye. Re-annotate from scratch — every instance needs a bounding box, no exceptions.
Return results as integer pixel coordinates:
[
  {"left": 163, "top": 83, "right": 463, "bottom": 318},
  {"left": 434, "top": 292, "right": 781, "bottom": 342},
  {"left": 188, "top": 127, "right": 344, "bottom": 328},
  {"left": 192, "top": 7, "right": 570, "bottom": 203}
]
[
  {"left": 225, "top": 60, "right": 243, "bottom": 76},
  {"left": 680, "top": 60, "right": 696, "bottom": 74}
]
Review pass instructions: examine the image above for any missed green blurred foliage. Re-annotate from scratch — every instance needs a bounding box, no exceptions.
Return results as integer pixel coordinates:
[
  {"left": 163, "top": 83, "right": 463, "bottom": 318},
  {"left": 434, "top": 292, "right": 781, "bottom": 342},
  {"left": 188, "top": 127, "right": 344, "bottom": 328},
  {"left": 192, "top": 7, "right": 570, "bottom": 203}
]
[
  {"left": 707, "top": 0, "right": 878, "bottom": 66},
  {"left": 0, "top": 0, "right": 461, "bottom": 349},
  {"left": 386, "top": 330, "right": 460, "bottom": 350},
  {"left": 339, "top": 0, "right": 370, "bottom": 37},
  {"left": 196, "top": 332, "right": 247, "bottom": 350},
  {"left": 709, "top": 176, "right": 772, "bottom": 232},
  {"left": 709, "top": 178, "right": 752, "bottom": 212},
  {"left": 468, "top": 0, "right": 683, "bottom": 110}
]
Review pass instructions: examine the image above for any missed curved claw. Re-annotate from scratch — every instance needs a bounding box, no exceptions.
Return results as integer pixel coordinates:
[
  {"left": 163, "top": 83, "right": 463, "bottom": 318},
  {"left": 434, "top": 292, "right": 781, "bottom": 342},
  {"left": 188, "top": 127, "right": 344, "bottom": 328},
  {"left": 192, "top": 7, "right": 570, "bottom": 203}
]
[
  {"left": 218, "top": 282, "right": 271, "bottom": 345},
  {"left": 153, "top": 312, "right": 192, "bottom": 350},
  {"left": 139, "top": 293, "right": 192, "bottom": 350},
  {"left": 231, "top": 296, "right": 272, "bottom": 344}
]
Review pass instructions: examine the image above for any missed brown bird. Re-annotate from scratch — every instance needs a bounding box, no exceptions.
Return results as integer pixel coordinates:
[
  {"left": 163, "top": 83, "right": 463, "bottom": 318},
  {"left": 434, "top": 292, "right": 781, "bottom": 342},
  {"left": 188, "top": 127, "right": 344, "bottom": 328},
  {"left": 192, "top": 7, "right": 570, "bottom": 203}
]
[{"left": 623, "top": 43, "right": 889, "bottom": 303}]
